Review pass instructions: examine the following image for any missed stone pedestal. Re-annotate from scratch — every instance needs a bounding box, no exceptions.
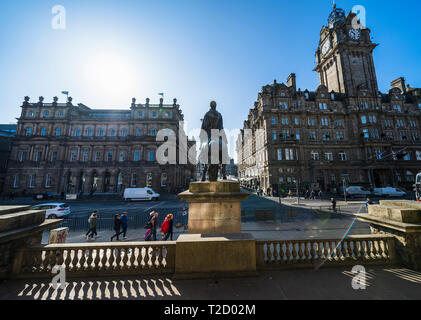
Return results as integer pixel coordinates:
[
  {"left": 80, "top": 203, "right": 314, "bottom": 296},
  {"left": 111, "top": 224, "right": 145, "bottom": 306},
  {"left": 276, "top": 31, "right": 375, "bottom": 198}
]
[
  {"left": 359, "top": 200, "right": 421, "bottom": 271},
  {"left": 174, "top": 233, "right": 257, "bottom": 279},
  {"left": 0, "top": 206, "right": 62, "bottom": 279},
  {"left": 178, "top": 181, "right": 249, "bottom": 234}
]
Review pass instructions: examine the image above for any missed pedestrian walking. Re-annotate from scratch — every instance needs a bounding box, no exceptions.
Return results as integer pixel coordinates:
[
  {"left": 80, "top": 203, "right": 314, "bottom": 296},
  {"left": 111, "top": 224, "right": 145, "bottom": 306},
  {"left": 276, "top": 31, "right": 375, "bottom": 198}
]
[
  {"left": 86, "top": 210, "right": 99, "bottom": 240},
  {"left": 151, "top": 212, "right": 159, "bottom": 241},
  {"left": 310, "top": 190, "right": 315, "bottom": 200},
  {"left": 161, "top": 214, "right": 174, "bottom": 241},
  {"left": 119, "top": 212, "right": 128, "bottom": 239},
  {"left": 305, "top": 190, "right": 310, "bottom": 200},
  {"left": 331, "top": 198, "right": 337, "bottom": 213},
  {"left": 319, "top": 190, "right": 323, "bottom": 200},
  {"left": 110, "top": 214, "right": 121, "bottom": 241},
  {"left": 144, "top": 211, "right": 155, "bottom": 241},
  {"left": 365, "top": 197, "right": 373, "bottom": 212}
]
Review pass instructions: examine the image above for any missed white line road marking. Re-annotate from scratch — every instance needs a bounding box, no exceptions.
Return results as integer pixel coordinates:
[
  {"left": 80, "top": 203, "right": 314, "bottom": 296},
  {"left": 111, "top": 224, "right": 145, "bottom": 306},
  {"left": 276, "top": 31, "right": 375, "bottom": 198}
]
[{"left": 144, "top": 201, "right": 166, "bottom": 213}]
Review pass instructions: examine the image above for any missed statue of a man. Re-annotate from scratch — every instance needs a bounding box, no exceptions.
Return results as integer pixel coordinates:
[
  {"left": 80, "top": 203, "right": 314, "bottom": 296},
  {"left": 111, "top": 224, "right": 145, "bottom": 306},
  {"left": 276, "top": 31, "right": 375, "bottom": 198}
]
[{"left": 199, "top": 101, "right": 228, "bottom": 181}]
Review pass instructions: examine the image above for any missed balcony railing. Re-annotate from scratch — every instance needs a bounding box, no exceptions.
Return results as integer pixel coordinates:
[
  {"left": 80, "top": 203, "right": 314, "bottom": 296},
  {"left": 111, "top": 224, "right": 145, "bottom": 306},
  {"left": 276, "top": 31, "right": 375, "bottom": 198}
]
[
  {"left": 11, "top": 234, "right": 396, "bottom": 279},
  {"left": 12, "top": 242, "right": 175, "bottom": 278},
  {"left": 256, "top": 235, "right": 395, "bottom": 269}
]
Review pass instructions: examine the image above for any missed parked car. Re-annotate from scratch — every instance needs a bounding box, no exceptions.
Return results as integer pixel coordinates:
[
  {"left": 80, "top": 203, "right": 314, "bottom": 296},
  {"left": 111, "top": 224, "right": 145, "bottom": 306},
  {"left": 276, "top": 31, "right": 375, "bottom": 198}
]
[
  {"left": 30, "top": 203, "right": 71, "bottom": 219},
  {"left": 345, "top": 186, "right": 372, "bottom": 198},
  {"left": 33, "top": 192, "right": 54, "bottom": 200},
  {"left": 374, "top": 187, "right": 407, "bottom": 198},
  {"left": 123, "top": 188, "right": 160, "bottom": 201}
]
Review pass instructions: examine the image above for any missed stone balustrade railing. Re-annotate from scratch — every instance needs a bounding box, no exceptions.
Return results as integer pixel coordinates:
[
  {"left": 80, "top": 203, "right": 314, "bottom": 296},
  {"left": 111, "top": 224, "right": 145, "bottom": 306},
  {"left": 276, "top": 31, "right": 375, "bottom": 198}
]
[
  {"left": 12, "top": 242, "right": 176, "bottom": 278},
  {"left": 11, "top": 235, "right": 397, "bottom": 279},
  {"left": 256, "top": 235, "right": 396, "bottom": 269}
]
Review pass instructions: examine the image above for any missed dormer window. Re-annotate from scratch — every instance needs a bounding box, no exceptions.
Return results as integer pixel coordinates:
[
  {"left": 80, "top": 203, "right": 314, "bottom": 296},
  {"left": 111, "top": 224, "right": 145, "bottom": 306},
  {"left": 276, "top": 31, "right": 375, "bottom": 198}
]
[
  {"left": 393, "top": 105, "right": 402, "bottom": 112},
  {"left": 330, "top": 93, "right": 335, "bottom": 101},
  {"left": 305, "top": 92, "right": 309, "bottom": 100},
  {"left": 44, "top": 110, "right": 49, "bottom": 117}
]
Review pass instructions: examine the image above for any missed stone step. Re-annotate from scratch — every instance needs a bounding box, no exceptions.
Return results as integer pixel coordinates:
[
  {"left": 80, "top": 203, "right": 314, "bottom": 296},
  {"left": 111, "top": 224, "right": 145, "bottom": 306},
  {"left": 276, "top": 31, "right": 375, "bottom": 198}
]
[
  {"left": 379, "top": 200, "right": 421, "bottom": 211},
  {"left": 0, "top": 209, "right": 46, "bottom": 233},
  {"left": 0, "top": 206, "right": 31, "bottom": 216},
  {"left": 368, "top": 204, "right": 421, "bottom": 224}
]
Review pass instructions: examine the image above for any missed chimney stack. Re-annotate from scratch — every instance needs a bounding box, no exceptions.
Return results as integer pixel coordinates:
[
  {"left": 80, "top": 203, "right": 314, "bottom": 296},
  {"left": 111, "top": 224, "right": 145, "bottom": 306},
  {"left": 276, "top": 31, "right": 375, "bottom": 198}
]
[
  {"left": 391, "top": 77, "right": 406, "bottom": 93},
  {"left": 287, "top": 73, "right": 296, "bottom": 91}
]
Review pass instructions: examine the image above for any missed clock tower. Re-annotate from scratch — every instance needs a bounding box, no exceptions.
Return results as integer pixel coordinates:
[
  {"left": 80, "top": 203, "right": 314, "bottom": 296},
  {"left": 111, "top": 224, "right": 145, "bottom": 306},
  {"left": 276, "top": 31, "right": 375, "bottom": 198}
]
[{"left": 314, "top": 5, "right": 379, "bottom": 97}]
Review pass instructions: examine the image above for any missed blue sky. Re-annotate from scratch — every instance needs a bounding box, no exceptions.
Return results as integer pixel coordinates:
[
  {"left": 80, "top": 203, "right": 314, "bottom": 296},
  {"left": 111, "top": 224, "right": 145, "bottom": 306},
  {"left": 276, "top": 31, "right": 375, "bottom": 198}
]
[{"left": 0, "top": 0, "right": 420, "bottom": 136}]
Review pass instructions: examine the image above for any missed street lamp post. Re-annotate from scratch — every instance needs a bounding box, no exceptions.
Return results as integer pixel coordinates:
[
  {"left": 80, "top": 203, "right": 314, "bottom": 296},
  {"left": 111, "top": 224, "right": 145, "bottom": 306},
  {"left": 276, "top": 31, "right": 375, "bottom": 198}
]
[
  {"left": 343, "top": 179, "right": 347, "bottom": 203},
  {"left": 296, "top": 179, "right": 300, "bottom": 205}
]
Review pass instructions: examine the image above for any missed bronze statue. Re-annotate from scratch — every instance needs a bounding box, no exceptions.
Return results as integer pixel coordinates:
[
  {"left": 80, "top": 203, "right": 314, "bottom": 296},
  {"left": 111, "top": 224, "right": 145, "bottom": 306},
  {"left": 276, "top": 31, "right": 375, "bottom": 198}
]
[{"left": 199, "top": 101, "right": 228, "bottom": 181}]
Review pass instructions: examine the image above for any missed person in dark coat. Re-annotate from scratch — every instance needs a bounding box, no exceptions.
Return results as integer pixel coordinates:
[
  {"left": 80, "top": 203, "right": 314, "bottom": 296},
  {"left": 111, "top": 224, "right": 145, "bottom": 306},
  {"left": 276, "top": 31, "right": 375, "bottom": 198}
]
[
  {"left": 86, "top": 210, "right": 99, "bottom": 240},
  {"left": 151, "top": 212, "right": 158, "bottom": 241},
  {"left": 119, "top": 212, "right": 128, "bottom": 239},
  {"left": 110, "top": 214, "right": 121, "bottom": 241},
  {"left": 331, "top": 198, "right": 337, "bottom": 213}
]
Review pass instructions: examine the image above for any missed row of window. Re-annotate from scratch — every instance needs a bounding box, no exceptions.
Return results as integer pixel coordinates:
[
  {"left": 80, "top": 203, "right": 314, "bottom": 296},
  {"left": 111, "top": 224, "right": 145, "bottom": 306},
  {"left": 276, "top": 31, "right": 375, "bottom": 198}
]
[
  {"left": 361, "top": 116, "right": 418, "bottom": 128},
  {"left": 24, "top": 127, "right": 170, "bottom": 137},
  {"left": 272, "top": 130, "right": 345, "bottom": 141},
  {"left": 276, "top": 149, "right": 348, "bottom": 161},
  {"left": 12, "top": 172, "right": 164, "bottom": 189},
  {"left": 27, "top": 110, "right": 65, "bottom": 118},
  {"left": 271, "top": 117, "right": 344, "bottom": 127},
  {"left": 13, "top": 174, "right": 52, "bottom": 188},
  {"left": 362, "top": 130, "right": 420, "bottom": 141},
  {"left": 26, "top": 109, "right": 173, "bottom": 119},
  {"left": 18, "top": 150, "right": 157, "bottom": 163}
]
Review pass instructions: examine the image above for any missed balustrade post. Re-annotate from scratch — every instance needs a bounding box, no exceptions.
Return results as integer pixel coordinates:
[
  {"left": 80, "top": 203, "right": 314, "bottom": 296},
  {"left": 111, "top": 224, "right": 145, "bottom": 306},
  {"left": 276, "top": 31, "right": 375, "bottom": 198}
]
[{"left": 11, "top": 248, "right": 25, "bottom": 276}]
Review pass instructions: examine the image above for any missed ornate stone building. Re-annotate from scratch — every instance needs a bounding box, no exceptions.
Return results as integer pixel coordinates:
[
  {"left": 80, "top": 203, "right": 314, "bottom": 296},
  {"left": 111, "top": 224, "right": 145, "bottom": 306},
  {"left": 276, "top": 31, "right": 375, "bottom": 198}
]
[
  {"left": 5, "top": 96, "right": 196, "bottom": 196},
  {"left": 237, "top": 6, "right": 421, "bottom": 193}
]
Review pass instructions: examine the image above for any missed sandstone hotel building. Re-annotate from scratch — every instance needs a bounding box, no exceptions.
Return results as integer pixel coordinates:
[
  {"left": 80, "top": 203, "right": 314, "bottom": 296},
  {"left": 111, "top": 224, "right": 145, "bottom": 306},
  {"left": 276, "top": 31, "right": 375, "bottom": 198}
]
[{"left": 237, "top": 5, "right": 421, "bottom": 193}]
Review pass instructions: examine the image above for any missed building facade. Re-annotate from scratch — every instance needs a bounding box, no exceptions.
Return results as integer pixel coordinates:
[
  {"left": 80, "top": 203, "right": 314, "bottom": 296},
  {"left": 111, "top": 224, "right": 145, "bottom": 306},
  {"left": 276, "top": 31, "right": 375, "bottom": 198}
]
[
  {"left": 5, "top": 96, "right": 196, "bottom": 196},
  {"left": 0, "top": 124, "right": 17, "bottom": 195},
  {"left": 237, "top": 6, "right": 421, "bottom": 194}
]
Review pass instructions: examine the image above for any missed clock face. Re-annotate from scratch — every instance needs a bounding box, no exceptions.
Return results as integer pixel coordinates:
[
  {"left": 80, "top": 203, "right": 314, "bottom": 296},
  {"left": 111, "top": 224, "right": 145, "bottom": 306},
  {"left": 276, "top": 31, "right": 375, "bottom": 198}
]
[
  {"left": 321, "top": 39, "right": 331, "bottom": 55},
  {"left": 349, "top": 29, "right": 361, "bottom": 40}
]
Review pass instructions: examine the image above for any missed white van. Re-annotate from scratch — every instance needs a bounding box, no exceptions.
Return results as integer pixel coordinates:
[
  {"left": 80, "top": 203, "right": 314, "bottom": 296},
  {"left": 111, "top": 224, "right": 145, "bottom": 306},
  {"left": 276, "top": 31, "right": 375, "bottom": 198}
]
[
  {"left": 345, "top": 186, "right": 372, "bottom": 198},
  {"left": 123, "top": 188, "right": 160, "bottom": 201},
  {"left": 374, "top": 187, "right": 407, "bottom": 198}
]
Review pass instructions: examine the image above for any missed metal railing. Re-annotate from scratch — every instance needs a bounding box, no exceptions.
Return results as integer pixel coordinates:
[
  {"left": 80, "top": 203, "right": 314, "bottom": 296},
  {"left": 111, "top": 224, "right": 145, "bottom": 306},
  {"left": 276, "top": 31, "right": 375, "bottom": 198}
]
[{"left": 55, "top": 207, "right": 188, "bottom": 232}]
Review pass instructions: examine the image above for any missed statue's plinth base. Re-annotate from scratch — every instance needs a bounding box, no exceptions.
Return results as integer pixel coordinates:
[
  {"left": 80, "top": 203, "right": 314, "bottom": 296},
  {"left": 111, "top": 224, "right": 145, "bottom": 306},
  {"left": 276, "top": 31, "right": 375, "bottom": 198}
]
[
  {"left": 173, "top": 233, "right": 257, "bottom": 279},
  {"left": 178, "top": 181, "right": 249, "bottom": 234}
]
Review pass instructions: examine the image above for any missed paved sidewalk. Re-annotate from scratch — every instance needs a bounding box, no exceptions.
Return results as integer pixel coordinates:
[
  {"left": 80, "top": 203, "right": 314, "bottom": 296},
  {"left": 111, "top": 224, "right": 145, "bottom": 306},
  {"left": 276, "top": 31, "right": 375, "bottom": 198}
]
[{"left": 1, "top": 266, "right": 420, "bottom": 300}]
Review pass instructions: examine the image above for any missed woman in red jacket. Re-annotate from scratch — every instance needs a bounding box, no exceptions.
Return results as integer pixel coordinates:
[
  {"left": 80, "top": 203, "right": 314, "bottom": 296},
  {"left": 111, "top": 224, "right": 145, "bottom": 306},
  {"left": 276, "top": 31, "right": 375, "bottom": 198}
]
[{"left": 160, "top": 214, "right": 174, "bottom": 241}]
